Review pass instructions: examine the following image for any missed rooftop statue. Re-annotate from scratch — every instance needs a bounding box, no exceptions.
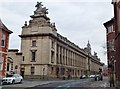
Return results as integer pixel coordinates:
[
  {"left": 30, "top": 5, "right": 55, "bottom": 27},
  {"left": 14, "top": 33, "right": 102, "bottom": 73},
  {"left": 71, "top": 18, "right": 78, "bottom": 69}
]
[
  {"left": 94, "top": 51, "right": 97, "bottom": 57},
  {"left": 42, "top": 7, "right": 48, "bottom": 14},
  {"left": 35, "top": 2, "right": 43, "bottom": 11},
  {"left": 35, "top": 2, "right": 48, "bottom": 15}
]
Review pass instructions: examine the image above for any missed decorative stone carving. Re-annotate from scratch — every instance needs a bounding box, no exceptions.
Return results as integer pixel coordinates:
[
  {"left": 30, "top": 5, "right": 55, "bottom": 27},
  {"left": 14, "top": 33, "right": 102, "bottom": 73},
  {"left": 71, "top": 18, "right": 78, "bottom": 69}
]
[
  {"left": 34, "top": 2, "right": 48, "bottom": 15},
  {"left": 42, "top": 7, "right": 48, "bottom": 14},
  {"left": 29, "top": 18, "right": 50, "bottom": 27},
  {"left": 35, "top": 2, "right": 43, "bottom": 10},
  {"left": 24, "top": 21, "right": 27, "bottom": 26},
  {"left": 94, "top": 51, "right": 97, "bottom": 57}
]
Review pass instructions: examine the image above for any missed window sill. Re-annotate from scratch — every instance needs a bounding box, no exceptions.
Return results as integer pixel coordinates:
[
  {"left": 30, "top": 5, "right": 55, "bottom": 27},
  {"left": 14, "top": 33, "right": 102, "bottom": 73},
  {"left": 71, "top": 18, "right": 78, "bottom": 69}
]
[
  {"left": 31, "top": 60, "right": 36, "bottom": 62},
  {"left": 1, "top": 46, "right": 5, "bottom": 48},
  {"left": 31, "top": 46, "right": 37, "bottom": 47}
]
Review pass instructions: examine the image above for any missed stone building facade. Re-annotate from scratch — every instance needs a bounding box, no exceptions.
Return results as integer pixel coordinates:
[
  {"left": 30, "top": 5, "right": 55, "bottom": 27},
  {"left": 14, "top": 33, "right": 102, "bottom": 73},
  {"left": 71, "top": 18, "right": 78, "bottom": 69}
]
[
  {"left": 7, "top": 2, "right": 103, "bottom": 79},
  {"left": 7, "top": 49, "right": 22, "bottom": 75}
]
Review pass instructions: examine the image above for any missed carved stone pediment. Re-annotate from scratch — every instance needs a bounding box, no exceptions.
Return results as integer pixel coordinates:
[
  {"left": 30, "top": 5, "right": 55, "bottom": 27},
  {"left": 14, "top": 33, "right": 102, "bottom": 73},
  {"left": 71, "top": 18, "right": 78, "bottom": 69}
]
[{"left": 29, "top": 18, "right": 50, "bottom": 27}]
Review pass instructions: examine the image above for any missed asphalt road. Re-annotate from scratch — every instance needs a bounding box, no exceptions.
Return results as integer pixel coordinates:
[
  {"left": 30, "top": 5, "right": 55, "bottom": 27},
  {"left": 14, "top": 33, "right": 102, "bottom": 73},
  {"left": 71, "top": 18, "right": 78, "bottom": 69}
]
[
  {"left": 25, "top": 79, "right": 92, "bottom": 89},
  {"left": 1, "top": 78, "right": 111, "bottom": 89}
]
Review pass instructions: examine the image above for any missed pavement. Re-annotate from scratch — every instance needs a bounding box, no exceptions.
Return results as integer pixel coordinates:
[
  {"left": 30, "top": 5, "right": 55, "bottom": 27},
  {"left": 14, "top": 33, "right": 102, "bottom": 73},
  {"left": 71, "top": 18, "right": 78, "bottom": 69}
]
[
  {"left": 85, "top": 77, "right": 117, "bottom": 89},
  {"left": 89, "top": 77, "right": 110, "bottom": 87}
]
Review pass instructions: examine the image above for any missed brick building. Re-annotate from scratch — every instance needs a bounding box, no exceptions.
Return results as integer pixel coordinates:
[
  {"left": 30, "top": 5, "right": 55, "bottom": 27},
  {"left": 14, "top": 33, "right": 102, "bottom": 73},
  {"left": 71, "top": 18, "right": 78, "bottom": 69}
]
[
  {"left": 104, "top": 18, "right": 116, "bottom": 85},
  {"left": 112, "top": 0, "right": 120, "bottom": 87},
  {"left": 0, "top": 19, "right": 12, "bottom": 77},
  {"left": 104, "top": 18, "right": 115, "bottom": 65}
]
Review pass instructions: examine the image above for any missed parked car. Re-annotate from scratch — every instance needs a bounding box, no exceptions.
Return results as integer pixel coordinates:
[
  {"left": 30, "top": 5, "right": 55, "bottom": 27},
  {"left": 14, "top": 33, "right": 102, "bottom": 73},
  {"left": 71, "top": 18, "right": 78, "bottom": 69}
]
[
  {"left": 90, "top": 75, "right": 96, "bottom": 78},
  {"left": 80, "top": 75, "right": 86, "bottom": 79},
  {"left": 94, "top": 75, "right": 101, "bottom": 81},
  {"left": 2, "top": 74, "right": 23, "bottom": 84}
]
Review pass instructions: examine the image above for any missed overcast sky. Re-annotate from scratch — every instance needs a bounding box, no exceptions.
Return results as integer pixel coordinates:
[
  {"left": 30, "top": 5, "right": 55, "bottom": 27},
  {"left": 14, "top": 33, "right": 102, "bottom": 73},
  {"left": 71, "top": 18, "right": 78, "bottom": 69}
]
[{"left": 0, "top": 0, "right": 114, "bottom": 65}]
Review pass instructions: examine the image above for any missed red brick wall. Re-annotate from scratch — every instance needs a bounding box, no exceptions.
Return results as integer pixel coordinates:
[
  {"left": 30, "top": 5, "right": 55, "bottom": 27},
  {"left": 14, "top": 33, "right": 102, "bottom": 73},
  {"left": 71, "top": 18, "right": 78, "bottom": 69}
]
[
  {"left": 0, "top": 29, "right": 10, "bottom": 77},
  {"left": 115, "top": 33, "right": 120, "bottom": 80},
  {"left": 113, "top": 2, "right": 120, "bottom": 81},
  {"left": 107, "top": 32, "right": 115, "bottom": 40},
  {"left": 0, "top": 29, "right": 2, "bottom": 51},
  {"left": 104, "top": 19, "right": 115, "bottom": 67},
  {"left": 107, "top": 32, "right": 115, "bottom": 60}
]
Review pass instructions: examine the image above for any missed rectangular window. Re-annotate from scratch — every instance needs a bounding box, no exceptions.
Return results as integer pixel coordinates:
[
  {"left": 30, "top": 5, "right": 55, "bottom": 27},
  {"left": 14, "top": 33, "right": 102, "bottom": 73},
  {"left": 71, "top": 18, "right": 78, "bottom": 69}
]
[
  {"left": 0, "top": 57, "right": 3, "bottom": 70},
  {"left": 32, "top": 40, "right": 36, "bottom": 47},
  {"left": 60, "top": 46, "right": 62, "bottom": 54},
  {"left": 51, "top": 51, "right": 54, "bottom": 63},
  {"left": 56, "top": 54, "right": 59, "bottom": 64},
  {"left": 0, "top": 64, "right": 1, "bottom": 71},
  {"left": 60, "top": 55, "right": 62, "bottom": 64},
  {"left": 51, "top": 41, "right": 54, "bottom": 48},
  {"left": 61, "top": 68, "right": 65, "bottom": 75},
  {"left": 57, "top": 45, "right": 59, "bottom": 53},
  {"left": 31, "top": 67, "right": 35, "bottom": 75},
  {"left": 31, "top": 51, "right": 36, "bottom": 61},
  {"left": 7, "top": 63, "right": 9, "bottom": 71},
  {"left": 1, "top": 34, "right": 5, "bottom": 47},
  {"left": 23, "top": 56, "right": 24, "bottom": 61},
  {"left": 11, "top": 63, "right": 13, "bottom": 71},
  {"left": 108, "top": 40, "right": 115, "bottom": 51},
  {"left": 51, "top": 67, "right": 53, "bottom": 74},
  {"left": 108, "top": 25, "right": 113, "bottom": 33}
]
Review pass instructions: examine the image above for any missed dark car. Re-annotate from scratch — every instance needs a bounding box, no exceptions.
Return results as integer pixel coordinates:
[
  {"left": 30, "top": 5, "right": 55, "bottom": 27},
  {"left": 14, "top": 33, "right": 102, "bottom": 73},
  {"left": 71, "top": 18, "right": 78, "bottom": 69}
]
[
  {"left": 94, "top": 74, "right": 103, "bottom": 81},
  {"left": 80, "top": 75, "right": 86, "bottom": 79}
]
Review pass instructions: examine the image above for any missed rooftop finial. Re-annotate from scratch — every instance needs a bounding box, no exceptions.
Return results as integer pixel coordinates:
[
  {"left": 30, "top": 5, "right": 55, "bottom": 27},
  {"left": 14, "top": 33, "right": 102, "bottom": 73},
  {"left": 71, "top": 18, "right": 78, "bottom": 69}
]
[
  {"left": 87, "top": 40, "right": 91, "bottom": 48},
  {"left": 24, "top": 21, "right": 27, "bottom": 26},
  {"left": 86, "top": 40, "right": 91, "bottom": 54}
]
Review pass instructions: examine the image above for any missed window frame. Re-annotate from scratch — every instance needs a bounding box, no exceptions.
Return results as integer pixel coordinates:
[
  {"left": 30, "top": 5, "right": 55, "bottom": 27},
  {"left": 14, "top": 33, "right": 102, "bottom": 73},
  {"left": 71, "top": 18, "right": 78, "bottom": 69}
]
[
  {"left": 107, "top": 25, "right": 113, "bottom": 34},
  {"left": 31, "top": 66, "right": 35, "bottom": 75},
  {"left": 0, "top": 57, "right": 3, "bottom": 71},
  {"left": 31, "top": 51, "right": 36, "bottom": 62},
  {"left": 1, "top": 34, "right": 5, "bottom": 47},
  {"left": 32, "top": 40, "right": 36, "bottom": 47}
]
